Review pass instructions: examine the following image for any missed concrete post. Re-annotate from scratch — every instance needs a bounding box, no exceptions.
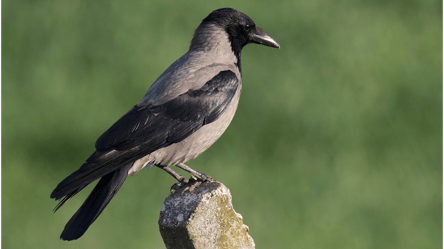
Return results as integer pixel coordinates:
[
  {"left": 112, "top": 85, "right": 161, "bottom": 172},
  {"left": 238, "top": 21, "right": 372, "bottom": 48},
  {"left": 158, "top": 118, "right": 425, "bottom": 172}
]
[{"left": 159, "top": 180, "right": 255, "bottom": 249}]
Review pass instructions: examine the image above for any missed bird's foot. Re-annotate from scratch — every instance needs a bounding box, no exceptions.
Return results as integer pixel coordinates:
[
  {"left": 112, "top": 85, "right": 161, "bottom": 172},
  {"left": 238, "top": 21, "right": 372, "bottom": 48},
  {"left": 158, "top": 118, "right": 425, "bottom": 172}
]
[
  {"left": 175, "top": 163, "right": 215, "bottom": 182},
  {"left": 170, "top": 176, "right": 189, "bottom": 194},
  {"left": 195, "top": 173, "right": 214, "bottom": 182},
  {"left": 170, "top": 174, "right": 218, "bottom": 194}
]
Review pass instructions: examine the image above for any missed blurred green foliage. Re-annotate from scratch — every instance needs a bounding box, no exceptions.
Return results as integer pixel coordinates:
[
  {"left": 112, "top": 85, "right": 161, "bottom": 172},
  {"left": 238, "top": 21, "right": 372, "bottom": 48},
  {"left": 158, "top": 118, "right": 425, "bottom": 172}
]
[{"left": 2, "top": 0, "right": 442, "bottom": 248}]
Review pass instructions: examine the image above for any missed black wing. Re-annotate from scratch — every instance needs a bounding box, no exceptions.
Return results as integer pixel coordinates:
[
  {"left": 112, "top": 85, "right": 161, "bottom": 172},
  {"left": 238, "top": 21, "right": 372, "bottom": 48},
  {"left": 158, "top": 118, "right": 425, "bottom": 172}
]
[
  {"left": 96, "top": 69, "right": 239, "bottom": 151},
  {"left": 51, "top": 70, "right": 239, "bottom": 200}
]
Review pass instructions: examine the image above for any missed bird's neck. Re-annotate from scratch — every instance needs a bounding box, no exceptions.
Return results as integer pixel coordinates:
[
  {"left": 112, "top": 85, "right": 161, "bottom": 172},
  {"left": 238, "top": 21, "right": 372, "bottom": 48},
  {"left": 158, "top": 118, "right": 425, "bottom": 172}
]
[{"left": 190, "top": 24, "right": 242, "bottom": 73}]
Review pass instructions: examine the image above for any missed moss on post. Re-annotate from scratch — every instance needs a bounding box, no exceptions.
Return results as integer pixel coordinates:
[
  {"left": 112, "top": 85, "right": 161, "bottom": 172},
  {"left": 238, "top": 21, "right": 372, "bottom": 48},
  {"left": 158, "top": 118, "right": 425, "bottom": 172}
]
[{"left": 159, "top": 180, "right": 255, "bottom": 249}]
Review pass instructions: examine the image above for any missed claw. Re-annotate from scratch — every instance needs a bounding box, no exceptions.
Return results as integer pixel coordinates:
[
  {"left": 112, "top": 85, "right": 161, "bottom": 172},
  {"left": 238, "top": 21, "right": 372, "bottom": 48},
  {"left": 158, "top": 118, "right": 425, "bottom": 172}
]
[
  {"left": 170, "top": 177, "right": 189, "bottom": 194},
  {"left": 169, "top": 174, "right": 215, "bottom": 194},
  {"left": 197, "top": 173, "right": 214, "bottom": 182}
]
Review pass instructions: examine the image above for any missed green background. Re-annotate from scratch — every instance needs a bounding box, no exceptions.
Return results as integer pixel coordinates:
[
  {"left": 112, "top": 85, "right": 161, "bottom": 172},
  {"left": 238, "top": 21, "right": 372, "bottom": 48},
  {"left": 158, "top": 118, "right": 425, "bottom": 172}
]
[{"left": 3, "top": 0, "right": 442, "bottom": 248}]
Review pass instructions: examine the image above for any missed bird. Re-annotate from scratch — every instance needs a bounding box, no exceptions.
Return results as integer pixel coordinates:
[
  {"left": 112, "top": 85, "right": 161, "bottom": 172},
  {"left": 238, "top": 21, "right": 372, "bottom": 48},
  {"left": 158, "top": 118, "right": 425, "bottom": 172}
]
[{"left": 51, "top": 7, "right": 280, "bottom": 241}]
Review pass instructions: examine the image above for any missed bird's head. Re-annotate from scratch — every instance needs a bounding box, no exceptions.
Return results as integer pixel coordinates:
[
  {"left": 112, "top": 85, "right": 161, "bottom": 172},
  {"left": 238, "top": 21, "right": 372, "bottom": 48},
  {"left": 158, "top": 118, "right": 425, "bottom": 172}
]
[{"left": 190, "top": 8, "right": 280, "bottom": 55}]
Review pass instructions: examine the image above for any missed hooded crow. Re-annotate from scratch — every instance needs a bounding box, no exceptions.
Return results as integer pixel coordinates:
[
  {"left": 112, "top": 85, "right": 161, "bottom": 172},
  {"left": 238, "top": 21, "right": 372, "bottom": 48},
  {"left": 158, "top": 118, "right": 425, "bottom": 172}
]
[{"left": 51, "top": 7, "right": 280, "bottom": 241}]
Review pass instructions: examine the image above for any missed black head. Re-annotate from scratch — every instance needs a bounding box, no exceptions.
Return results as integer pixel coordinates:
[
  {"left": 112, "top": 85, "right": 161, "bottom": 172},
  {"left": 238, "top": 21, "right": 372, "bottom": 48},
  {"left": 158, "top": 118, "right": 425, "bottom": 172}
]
[{"left": 191, "top": 8, "right": 280, "bottom": 55}]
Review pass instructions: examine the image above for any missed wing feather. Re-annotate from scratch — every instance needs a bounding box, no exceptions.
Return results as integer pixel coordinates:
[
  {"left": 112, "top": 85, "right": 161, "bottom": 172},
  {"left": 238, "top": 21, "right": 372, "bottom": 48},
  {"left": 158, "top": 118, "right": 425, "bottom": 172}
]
[
  {"left": 51, "top": 70, "right": 239, "bottom": 200},
  {"left": 95, "top": 70, "right": 239, "bottom": 151}
]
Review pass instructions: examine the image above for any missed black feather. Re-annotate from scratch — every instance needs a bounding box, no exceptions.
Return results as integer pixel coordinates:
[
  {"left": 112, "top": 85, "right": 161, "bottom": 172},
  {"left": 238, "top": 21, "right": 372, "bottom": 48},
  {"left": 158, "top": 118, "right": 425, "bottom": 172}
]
[
  {"left": 96, "top": 70, "right": 239, "bottom": 150},
  {"left": 59, "top": 163, "right": 132, "bottom": 241},
  {"left": 51, "top": 70, "right": 239, "bottom": 204},
  {"left": 191, "top": 8, "right": 256, "bottom": 72}
]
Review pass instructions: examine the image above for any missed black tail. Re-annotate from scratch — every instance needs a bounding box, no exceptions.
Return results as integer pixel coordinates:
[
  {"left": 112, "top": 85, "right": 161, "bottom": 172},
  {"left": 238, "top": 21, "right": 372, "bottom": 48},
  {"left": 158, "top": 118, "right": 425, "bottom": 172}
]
[{"left": 59, "top": 163, "right": 132, "bottom": 241}]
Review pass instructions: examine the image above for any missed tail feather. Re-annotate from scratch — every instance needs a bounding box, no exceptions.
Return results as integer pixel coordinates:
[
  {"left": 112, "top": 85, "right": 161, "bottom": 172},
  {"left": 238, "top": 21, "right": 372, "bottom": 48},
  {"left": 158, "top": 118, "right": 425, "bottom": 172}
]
[
  {"left": 50, "top": 150, "right": 121, "bottom": 200},
  {"left": 59, "top": 163, "right": 132, "bottom": 241},
  {"left": 51, "top": 149, "right": 140, "bottom": 201},
  {"left": 53, "top": 186, "right": 86, "bottom": 212}
]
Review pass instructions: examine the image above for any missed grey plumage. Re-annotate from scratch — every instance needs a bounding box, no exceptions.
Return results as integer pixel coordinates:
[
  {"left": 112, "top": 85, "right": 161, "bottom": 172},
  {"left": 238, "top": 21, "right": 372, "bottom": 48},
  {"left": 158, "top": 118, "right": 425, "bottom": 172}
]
[{"left": 51, "top": 8, "right": 279, "bottom": 241}]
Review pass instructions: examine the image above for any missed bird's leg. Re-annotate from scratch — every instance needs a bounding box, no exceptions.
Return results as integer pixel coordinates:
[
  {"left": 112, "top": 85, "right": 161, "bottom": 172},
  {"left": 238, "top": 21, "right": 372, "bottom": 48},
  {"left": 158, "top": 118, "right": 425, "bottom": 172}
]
[
  {"left": 157, "top": 165, "right": 189, "bottom": 183},
  {"left": 175, "top": 163, "right": 214, "bottom": 182},
  {"left": 157, "top": 165, "right": 190, "bottom": 193}
]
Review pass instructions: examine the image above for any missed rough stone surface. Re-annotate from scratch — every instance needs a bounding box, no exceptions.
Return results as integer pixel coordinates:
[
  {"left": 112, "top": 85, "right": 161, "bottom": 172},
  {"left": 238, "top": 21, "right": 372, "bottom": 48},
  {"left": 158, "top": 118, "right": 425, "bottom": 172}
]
[{"left": 159, "top": 180, "right": 255, "bottom": 249}]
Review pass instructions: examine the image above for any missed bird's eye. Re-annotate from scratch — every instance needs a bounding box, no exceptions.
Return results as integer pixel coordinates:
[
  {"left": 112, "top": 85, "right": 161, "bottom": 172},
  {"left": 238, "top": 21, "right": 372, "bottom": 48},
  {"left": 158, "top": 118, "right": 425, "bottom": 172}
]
[{"left": 244, "top": 24, "right": 251, "bottom": 32}]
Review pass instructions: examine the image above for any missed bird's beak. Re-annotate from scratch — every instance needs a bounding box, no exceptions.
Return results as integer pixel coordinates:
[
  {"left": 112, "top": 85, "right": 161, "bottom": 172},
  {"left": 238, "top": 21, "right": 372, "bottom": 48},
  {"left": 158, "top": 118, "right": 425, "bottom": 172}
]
[{"left": 249, "top": 27, "right": 280, "bottom": 49}]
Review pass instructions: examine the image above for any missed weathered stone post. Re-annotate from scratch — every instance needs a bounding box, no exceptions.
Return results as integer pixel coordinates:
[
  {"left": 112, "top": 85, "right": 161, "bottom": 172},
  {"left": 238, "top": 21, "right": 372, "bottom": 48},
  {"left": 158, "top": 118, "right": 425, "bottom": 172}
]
[{"left": 159, "top": 180, "right": 255, "bottom": 249}]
